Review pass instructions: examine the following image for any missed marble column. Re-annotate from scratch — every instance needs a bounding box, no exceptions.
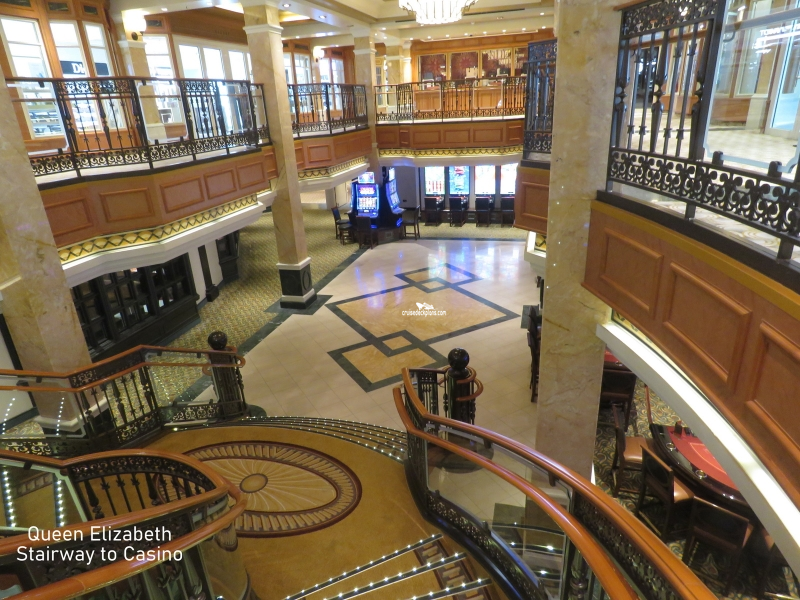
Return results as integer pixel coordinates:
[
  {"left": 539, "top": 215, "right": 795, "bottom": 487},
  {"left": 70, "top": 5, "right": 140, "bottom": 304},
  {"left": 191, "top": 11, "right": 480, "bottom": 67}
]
[
  {"left": 402, "top": 42, "right": 412, "bottom": 83},
  {"left": 0, "top": 70, "right": 91, "bottom": 422},
  {"left": 385, "top": 46, "right": 403, "bottom": 86},
  {"left": 533, "top": 0, "right": 619, "bottom": 478},
  {"left": 353, "top": 35, "right": 382, "bottom": 184},
  {"left": 244, "top": 6, "right": 315, "bottom": 308}
]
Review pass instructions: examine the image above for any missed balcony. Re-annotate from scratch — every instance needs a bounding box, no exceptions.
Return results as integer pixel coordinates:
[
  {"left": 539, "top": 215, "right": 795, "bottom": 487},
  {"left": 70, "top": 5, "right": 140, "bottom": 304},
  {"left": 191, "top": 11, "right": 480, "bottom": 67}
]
[
  {"left": 287, "top": 82, "right": 369, "bottom": 137},
  {"left": 9, "top": 76, "right": 271, "bottom": 184}
]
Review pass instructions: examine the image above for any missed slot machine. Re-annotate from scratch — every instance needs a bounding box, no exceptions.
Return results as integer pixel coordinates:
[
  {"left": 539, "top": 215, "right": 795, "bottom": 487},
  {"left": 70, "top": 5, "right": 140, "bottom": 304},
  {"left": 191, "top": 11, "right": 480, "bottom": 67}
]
[
  {"left": 350, "top": 172, "right": 380, "bottom": 228},
  {"left": 380, "top": 167, "right": 404, "bottom": 228}
]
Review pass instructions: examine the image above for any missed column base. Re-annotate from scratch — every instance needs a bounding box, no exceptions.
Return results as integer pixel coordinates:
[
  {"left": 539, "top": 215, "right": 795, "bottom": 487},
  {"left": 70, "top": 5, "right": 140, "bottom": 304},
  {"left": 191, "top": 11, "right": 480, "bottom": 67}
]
[{"left": 278, "top": 257, "right": 317, "bottom": 309}]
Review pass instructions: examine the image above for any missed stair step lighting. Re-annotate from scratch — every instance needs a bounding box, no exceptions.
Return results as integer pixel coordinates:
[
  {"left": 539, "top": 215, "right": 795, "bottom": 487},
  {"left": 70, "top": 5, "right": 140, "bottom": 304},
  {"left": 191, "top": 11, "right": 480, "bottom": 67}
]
[
  {"left": 401, "top": 579, "right": 490, "bottom": 600},
  {"left": 285, "top": 534, "right": 443, "bottom": 600}
]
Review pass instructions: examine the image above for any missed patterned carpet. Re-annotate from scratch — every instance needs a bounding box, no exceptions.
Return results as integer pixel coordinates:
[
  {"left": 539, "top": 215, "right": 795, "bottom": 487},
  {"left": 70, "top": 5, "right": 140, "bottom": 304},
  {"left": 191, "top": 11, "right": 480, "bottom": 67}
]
[{"left": 593, "top": 382, "right": 799, "bottom": 600}]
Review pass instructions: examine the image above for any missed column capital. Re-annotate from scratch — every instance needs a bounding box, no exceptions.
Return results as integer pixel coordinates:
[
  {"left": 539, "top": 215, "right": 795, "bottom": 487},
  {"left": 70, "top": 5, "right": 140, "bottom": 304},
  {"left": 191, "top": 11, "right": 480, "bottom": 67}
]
[
  {"left": 353, "top": 48, "right": 376, "bottom": 56},
  {"left": 384, "top": 54, "right": 403, "bottom": 62},
  {"left": 244, "top": 22, "right": 283, "bottom": 35},
  {"left": 117, "top": 39, "right": 146, "bottom": 50}
]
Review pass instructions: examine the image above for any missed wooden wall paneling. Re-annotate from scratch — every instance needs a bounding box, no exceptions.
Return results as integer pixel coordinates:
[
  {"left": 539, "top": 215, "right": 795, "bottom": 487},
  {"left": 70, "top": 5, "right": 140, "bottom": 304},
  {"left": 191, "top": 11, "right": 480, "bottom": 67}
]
[
  {"left": 294, "top": 144, "right": 305, "bottom": 170},
  {"left": 411, "top": 129, "right": 441, "bottom": 146},
  {"left": 472, "top": 125, "right": 504, "bottom": 144},
  {"left": 236, "top": 160, "right": 267, "bottom": 188},
  {"left": 399, "top": 128, "right": 411, "bottom": 147},
  {"left": 44, "top": 195, "right": 95, "bottom": 241},
  {"left": 262, "top": 148, "right": 278, "bottom": 179},
  {"left": 160, "top": 177, "right": 205, "bottom": 213},
  {"left": 443, "top": 128, "right": 470, "bottom": 144},
  {"left": 507, "top": 121, "right": 523, "bottom": 144},
  {"left": 99, "top": 188, "right": 154, "bottom": 222},
  {"left": 514, "top": 167, "right": 549, "bottom": 234},
  {"left": 334, "top": 136, "right": 350, "bottom": 160},
  {"left": 599, "top": 229, "right": 663, "bottom": 318},
  {"left": 204, "top": 169, "right": 237, "bottom": 199},
  {"left": 306, "top": 142, "right": 333, "bottom": 164},
  {"left": 661, "top": 263, "right": 752, "bottom": 390}
]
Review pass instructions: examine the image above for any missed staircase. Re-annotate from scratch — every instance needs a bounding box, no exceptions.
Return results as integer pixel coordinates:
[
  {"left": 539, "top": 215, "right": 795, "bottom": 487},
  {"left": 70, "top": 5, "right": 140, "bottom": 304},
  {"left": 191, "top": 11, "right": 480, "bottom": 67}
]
[
  {"left": 284, "top": 533, "right": 494, "bottom": 600},
  {"left": 230, "top": 416, "right": 409, "bottom": 461}
]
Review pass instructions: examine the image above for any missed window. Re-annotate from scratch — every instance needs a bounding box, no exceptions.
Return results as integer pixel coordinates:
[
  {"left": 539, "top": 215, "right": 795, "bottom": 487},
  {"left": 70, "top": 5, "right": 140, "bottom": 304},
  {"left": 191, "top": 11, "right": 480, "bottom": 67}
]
[
  {"left": 425, "top": 166, "right": 445, "bottom": 195},
  {"left": 448, "top": 166, "right": 470, "bottom": 196},
  {"left": 475, "top": 165, "right": 496, "bottom": 195},
  {"left": 0, "top": 17, "right": 50, "bottom": 78},
  {"left": 50, "top": 21, "right": 87, "bottom": 77},
  {"left": 481, "top": 48, "right": 512, "bottom": 78},
  {"left": 294, "top": 54, "right": 311, "bottom": 84},
  {"left": 284, "top": 53, "right": 294, "bottom": 84},
  {"left": 450, "top": 52, "right": 478, "bottom": 80},
  {"left": 144, "top": 35, "right": 174, "bottom": 78},
  {"left": 331, "top": 58, "right": 344, "bottom": 83},
  {"left": 83, "top": 23, "right": 112, "bottom": 76},
  {"left": 419, "top": 54, "right": 446, "bottom": 81},
  {"left": 203, "top": 47, "right": 224, "bottom": 79},
  {"left": 319, "top": 57, "right": 331, "bottom": 83},
  {"left": 500, "top": 163, "right": 517, "bottom": 195},
  {"left": 179, "top": 44, "right": 203, "bottom": 78},
  {"left": 229, "top": 50, "right": 247, "bottom": 80}
]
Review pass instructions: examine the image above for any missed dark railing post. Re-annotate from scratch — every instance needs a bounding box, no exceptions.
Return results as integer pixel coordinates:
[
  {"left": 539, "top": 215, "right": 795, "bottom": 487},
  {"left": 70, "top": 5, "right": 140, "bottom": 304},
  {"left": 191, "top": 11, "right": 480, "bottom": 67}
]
[
  {"left": 245, "top": 82, "right": 258, "bottom": 146},
  {"left": 325, "top": 83, "right": 333, "bottom": 134},
  {"left": 131, "top": 79, "right": 153, "bottom": 169},
  {"left": 445, "top": 348, "right": 475, "bottom": 424},
  {"left": 53, "top": 80, "right": 82, "bottom": 176},
  {"left": 177, "top": 80, "right": 197, "bottom": 160},
  {"left": 207, "top": 331, "right": 246, "bottom": 418},
  {"left": 212, "top": 81, "right": 230, "bottom": 155}
]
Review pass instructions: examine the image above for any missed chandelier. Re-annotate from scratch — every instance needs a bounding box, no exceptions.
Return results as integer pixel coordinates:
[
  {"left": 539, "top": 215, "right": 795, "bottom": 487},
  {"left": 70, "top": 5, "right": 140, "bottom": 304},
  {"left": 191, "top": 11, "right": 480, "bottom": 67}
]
[{"left": 399, "top": 0, "right": 477, "bottom": 25}]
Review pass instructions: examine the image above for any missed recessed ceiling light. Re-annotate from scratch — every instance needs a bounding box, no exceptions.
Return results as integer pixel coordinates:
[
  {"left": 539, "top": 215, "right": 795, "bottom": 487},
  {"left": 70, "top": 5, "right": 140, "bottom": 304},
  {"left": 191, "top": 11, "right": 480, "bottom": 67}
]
[
  {"left": 296, "top": 35, "right": 300, "bottom": 38},
  {"left": 161, "top": 7, "right": 168, "bottom": 10},
  {"left": 282, "top": 3, "right": 289, "bottom": 6},
  {"left": 381, "top": 27, "right": 386, "bottom": 30},
  {"left": 409, "top": 37, "right": 413, "bottom": 40},
  {"left": 427, "top": 35, "right": 431, "bottom": 38},
  {"left": 445, "top": 34, "right": 449, "bottom": 37},
  {"left": 502, "top": 29, "right": 506, "bottom": 32},
  {"left": 522, "top": 27, "right": 526, "bottom": 31},
  {"left": 482, "top": 31, "right": 487, "bottom": 34},
  {"left": 319, "top": 14, "right": 326, "bottom": 18},
  {"left": 540, "top": 12, "right": 544, "bottom": 15}
]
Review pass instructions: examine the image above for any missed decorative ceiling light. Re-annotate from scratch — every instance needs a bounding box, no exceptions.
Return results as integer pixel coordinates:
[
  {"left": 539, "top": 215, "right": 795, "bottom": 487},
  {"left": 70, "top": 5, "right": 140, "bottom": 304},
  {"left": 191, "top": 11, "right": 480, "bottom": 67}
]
[{"left": 398, "top": 0, "right": 478, "bottom": 25}]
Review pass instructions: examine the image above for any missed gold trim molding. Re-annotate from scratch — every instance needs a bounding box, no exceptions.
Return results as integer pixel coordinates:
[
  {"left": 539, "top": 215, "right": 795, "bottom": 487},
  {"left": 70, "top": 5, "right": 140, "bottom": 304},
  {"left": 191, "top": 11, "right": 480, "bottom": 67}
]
[
  {"left": 59, "top": 194, "right": 263, "bottom": 264},
  {"left": 378, "top": 146, "right": 523, "bottom": 158},
  {"left": 297, "top": 157, "right": 369, "bottom": 181}
]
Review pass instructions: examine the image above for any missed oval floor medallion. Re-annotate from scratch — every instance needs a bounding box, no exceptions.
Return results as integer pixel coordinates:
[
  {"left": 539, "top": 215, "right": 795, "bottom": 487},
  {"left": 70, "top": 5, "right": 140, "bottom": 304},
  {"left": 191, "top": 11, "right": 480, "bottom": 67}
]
[{"left": 187, "top": 442, "right": 361, "bottom": 537}]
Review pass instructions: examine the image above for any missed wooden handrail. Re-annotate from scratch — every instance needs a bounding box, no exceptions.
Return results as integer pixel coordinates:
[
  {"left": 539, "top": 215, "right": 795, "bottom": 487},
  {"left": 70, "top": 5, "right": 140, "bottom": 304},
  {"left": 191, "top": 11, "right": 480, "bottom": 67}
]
[
  {"left": 0, "top": 449, "right": 232, "bottom": 555},
  {"left": 400, "top": 368, "right": 717, "bottom": 600},
  {"left": 15, "top": 484, "right": 246, "bottom": 600},
  {"left": 0, "top": 343, "right": 241, "bottom": 381},
  {"left": 393, "top": 388, "right": 638, "bottom": 600}
]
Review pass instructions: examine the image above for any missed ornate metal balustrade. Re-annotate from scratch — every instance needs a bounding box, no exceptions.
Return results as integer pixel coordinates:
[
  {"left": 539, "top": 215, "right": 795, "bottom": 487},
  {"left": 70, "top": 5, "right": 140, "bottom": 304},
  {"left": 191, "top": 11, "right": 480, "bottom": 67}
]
[
  {"left": 8, "top": 76, "right": 271, "bottom": 178},
  {"left": 375, "top": 77, "right": 526, "bottom": 123},
  {"left": 396, "top": 359, "right": 718, "bottom": 600},
  {"left": 0, "top": 332, "right": 247, "bottom": 458},
  {"left": 607, "top": 0, "right": 800, "bottom": 260},
  {"left": 523, "top": 39, "right": 556, "bottom": 155},
  {"left": 288, "top": 83, "right": 368, "bottom": 136}
]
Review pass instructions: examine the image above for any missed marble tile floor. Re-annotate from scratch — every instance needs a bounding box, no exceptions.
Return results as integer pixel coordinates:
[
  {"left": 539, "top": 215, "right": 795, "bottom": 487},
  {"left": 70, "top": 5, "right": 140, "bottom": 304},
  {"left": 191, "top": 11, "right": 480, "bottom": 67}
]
[{"left": 240, "top": 238, "right": 541, "bottom": 449}]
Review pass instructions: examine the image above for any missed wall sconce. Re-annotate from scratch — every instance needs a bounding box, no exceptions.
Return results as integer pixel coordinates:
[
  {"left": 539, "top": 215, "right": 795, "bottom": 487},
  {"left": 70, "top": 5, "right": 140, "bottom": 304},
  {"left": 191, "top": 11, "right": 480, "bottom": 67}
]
[
  {"left": 312, "top": 47, "right": 325, "bottom": 62},
  {"left": 123, "top": 10, "right": 147, "bottom": 39}
]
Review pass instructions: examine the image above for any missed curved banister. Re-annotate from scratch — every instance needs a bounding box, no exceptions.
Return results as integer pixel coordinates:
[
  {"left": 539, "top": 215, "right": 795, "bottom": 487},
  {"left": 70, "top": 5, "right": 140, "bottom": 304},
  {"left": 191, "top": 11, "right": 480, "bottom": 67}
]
[
  {"left": 393, "top": 387, "right": 638, "bottom": 600},
  {"left": 15, "top": 485, "right": 245, "bottom": 600},
  {"left": 400, "top": 367, "right": 717, "bottom": 600}
]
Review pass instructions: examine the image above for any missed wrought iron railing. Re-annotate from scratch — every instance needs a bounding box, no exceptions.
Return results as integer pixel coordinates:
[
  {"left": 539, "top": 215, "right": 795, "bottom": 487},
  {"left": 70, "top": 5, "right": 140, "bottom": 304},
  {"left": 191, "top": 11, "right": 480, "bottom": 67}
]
[
  {"left": 524, "top": 40, "right": 556, "bottom": 155},
  {"left": 0, "top": 448, "right": 246, "bottom": 598},
  {"left": 397, "top": 365, "right": 717, "bottom": 600},
  {"left": 375, "top": 77, "right": 526, "bottom": 123},
  {"left": 0, "top": 332, "right": 247, "bottom": 457},
  {"left": 8, "top": 76, "right": 271, "bottom": 178},
  {"left": 607, "top": 0, "right": 800, "bottom": 260},
  {"left": 287, "top": 83, "right": 368, "bottom": 136}
]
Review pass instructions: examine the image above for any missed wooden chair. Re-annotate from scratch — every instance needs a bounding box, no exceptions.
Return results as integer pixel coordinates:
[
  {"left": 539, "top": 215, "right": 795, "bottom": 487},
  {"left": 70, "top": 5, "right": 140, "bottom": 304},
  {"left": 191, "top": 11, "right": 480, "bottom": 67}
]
[
  {"left": 331, "top": 206, "right": 351, "bottom": 240},
  {"left": 635, "top": 447, "right": 694, "bottom": 541},
  {"left": 475, "top": 198, "right": 492, "bottom": 227},
  {"left": 424, "top": 197, "right": 443, "bottom": 225},
  {"left": 401, "top": 206, "right": 420, "bottom": 240},
  {"left": 500, "top": 197, "right": 515, "bottom": 226},
  {"left": 355, "top": 216, "right": 377, "bottom": 249},
  {"left": 683, "top": 498, "right": 754, "bottom": 595},
  {"left": 749, "top": 526, "right": 795, "bottom": 599},
  {"left": 599, "top": 366, "right": 639, "bottom": 435},
  {"left": 448, "top": 197, "right": 467, "bottom": 226},
  {"left": 611, "top": 405, "right": 649, "bottom": 497}
]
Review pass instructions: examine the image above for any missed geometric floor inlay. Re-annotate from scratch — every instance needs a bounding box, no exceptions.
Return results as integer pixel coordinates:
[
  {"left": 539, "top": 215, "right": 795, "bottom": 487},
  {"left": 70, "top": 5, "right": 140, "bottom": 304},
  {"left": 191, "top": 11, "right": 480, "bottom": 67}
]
[
  {"left": 327, "top": 263, "right": 518, "bottom": 391},
  {"left": 187, "top": 442, "right": 361, "bottom": 537}
]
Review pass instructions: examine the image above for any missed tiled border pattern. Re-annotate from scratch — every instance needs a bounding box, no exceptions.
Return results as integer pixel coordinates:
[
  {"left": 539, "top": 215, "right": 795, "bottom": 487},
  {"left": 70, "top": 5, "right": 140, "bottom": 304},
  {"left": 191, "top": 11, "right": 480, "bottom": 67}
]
[{"left": 326, "top": 264, "right": 519, "bottom": 392}]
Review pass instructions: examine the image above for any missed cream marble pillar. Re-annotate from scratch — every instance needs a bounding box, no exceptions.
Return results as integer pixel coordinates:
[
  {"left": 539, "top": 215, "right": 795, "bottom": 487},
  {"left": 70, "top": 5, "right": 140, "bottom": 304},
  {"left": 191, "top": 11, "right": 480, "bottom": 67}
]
[
  {"left": 116, "top": 39, "right": 149, "bottom": 77},
  {"left": 0, "top": 70, "right": 91, "bottom": 422},
  {"left": 353, "top": 35, "right": 382, "bottom": 183},
  {"left": 244, "top": 6, "right": 315, "bottom": 308},
  {"left": 401, "top": 42, "right": 412, "bottom": 83},
  {"left": 385, "top": 46, "right": 403, "bottom": 85},
  {"left": 533, "top": 0, "right": 619, "bottom": 478}
]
